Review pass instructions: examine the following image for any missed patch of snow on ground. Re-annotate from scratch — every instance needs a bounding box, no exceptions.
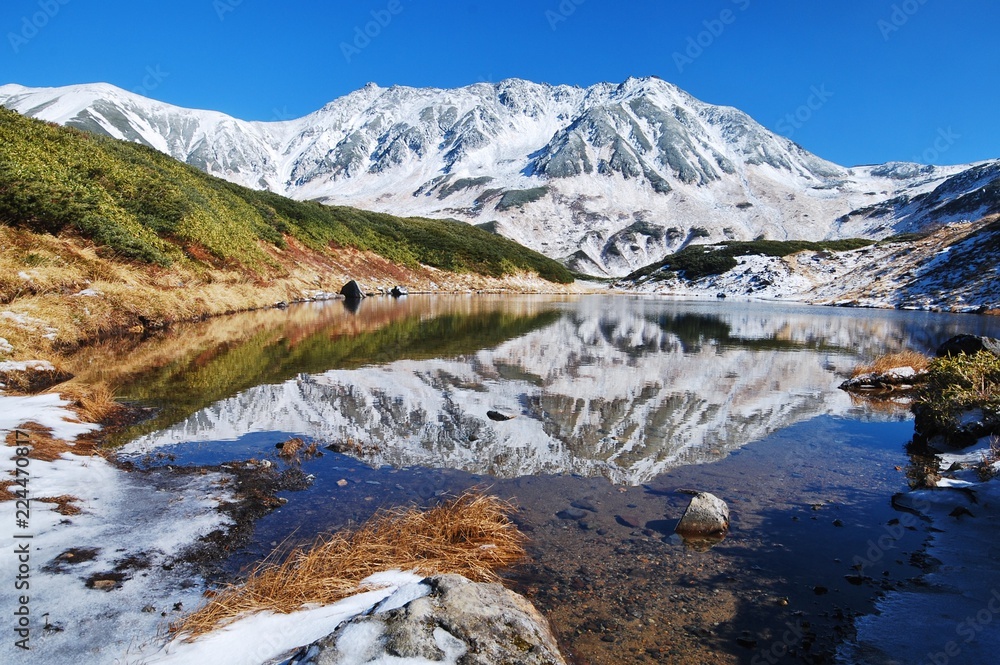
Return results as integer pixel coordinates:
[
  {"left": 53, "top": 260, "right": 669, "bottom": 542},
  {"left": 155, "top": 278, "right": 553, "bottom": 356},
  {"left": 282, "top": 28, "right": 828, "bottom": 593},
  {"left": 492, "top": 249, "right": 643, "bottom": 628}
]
[
  {"left": 0, "top": 394, "right": 234, "bottom": 665},
  {"left": 840, "top": 438, "right": 1000, "bottom": 664},
  {"left": 140, "top": 571, "right": 424, "bottom": 665}
]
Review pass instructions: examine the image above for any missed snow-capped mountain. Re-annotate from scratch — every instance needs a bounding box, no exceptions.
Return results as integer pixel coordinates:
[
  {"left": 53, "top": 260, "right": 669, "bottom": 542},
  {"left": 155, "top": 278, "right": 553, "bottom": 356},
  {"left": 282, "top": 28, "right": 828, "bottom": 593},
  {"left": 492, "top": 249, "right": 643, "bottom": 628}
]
[{"left": 0, "top": 79, "right": 986, "bottom": 276}]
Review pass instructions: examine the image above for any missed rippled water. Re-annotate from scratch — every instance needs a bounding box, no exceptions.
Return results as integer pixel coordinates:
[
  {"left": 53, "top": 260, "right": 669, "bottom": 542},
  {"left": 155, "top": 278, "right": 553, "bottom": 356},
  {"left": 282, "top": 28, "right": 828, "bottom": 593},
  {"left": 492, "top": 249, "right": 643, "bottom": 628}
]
[{"left": 90, "top": 295, "right": 1000, "bottom": 663}]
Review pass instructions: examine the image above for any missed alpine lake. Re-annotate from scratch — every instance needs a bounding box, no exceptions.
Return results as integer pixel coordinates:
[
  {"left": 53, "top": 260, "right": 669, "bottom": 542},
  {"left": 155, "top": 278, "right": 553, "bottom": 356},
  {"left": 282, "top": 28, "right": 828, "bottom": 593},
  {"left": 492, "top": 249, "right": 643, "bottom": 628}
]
[{"left": 73, "top": 294, "right": 1000, "bottom": 664}]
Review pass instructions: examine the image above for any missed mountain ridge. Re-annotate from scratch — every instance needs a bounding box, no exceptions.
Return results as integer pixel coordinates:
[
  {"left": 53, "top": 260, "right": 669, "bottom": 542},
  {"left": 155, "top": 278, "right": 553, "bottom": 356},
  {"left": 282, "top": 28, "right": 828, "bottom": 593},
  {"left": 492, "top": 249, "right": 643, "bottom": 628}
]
[{"left": 2, "top": 78, "right": 994, "bottom": 276}]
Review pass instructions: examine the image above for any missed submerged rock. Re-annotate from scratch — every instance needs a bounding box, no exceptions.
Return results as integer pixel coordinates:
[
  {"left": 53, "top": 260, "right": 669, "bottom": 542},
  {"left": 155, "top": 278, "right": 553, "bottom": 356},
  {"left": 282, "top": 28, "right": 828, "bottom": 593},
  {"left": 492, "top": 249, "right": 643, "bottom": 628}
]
[
  {"left": 675, "top": 492, "right": 730, "bottom": 537},
  {"left": 278, "top": 574, "right": 566, "bottom": 665}
]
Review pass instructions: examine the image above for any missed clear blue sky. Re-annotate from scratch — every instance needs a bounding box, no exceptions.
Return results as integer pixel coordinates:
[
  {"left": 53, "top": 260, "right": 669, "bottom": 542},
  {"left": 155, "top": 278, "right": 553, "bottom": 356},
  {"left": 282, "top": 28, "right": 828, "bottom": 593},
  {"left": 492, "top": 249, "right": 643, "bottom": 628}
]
[{"left": 2, "top": 0, "right": 997, "bottom": 167}]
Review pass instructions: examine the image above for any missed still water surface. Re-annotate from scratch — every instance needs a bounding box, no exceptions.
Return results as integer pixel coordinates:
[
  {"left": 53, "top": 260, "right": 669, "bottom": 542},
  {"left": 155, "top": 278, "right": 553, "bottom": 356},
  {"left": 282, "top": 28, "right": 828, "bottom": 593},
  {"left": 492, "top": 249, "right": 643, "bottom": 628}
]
[{"left": 91, "top": 295, "right": 1000, "bottom": 663}]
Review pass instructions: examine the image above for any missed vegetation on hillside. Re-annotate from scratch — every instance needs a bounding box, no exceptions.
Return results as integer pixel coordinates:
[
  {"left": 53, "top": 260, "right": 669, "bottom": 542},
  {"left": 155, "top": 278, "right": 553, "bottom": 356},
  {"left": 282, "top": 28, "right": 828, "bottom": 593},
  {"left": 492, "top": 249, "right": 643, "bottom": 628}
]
[
  {"left": 625, "top": 238, "right": 876, "bottom": 282},
  {"left": 0, "top": 107, "right": 572, "bottom": 283}
]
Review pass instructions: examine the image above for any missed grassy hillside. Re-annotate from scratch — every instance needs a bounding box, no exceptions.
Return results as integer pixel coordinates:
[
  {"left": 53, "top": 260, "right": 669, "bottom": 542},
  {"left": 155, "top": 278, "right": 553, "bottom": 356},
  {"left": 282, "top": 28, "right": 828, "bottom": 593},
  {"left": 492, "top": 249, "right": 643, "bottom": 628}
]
[{"left": 0, "top": 107, "right": 572, "bottom": 283}]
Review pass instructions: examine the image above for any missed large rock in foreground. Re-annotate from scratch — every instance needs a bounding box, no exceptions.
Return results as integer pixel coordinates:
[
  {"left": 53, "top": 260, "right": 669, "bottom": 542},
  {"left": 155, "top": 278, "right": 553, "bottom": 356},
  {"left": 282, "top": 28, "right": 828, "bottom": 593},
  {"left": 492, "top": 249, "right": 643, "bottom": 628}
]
[
  {"left": 279, "top": 574, "right": 566, "bottom": 665},
  {"left": 675, "top": 492, "right": 730, "bottom": 537}
]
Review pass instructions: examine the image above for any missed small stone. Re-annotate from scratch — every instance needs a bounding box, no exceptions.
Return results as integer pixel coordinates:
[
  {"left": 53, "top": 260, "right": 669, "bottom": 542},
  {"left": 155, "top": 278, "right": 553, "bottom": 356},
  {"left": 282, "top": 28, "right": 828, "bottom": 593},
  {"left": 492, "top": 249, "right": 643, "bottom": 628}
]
[
  {"left": 571, "top": 499, "right": 597, "bottom": 513},
  {"left": 557, "top": 508, "right": 588, "bottom": 520},
  {"left": 91, "top": 580, "right": 117, "bottom": 591},
  {"left": 615, "top": 514, "right": 642, "bottom": 528},
  {"left": 487, "top": 410, "right": 515, "bottom": 421},
  {"left": 337, "top": 479, "right": 349, "bottom": 487}
]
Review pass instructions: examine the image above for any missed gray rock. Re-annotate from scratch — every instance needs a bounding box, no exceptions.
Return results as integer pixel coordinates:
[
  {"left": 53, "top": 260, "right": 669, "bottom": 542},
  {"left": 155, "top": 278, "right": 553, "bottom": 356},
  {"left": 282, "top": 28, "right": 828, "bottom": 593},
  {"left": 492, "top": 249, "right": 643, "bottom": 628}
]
[
  {"left": 839, "top": 366, "right": 926, "bottom": 393},
  {"left": 340, "top": 280, "right": 365, "bottom": 300},
  {"left": 282, "top": 574, "right": 566, "bottom": 665},
  {"left": 675, "top": 492, "right": 730, "bottom": 537}
]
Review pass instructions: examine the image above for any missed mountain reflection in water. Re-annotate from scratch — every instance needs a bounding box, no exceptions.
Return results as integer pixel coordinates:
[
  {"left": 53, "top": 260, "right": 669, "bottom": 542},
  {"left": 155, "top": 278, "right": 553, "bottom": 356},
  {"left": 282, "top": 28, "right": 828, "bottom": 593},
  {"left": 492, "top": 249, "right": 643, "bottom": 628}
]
[{"left": 118, "top": 296, "right": 998, "bottom": 485}]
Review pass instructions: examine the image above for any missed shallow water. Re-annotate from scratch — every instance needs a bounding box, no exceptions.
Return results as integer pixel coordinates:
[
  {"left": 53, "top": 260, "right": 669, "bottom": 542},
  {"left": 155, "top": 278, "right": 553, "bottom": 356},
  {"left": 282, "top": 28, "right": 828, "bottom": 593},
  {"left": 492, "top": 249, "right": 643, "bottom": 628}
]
[{"left": 106, "top": 295, "right": 1000, "bottom": 663}]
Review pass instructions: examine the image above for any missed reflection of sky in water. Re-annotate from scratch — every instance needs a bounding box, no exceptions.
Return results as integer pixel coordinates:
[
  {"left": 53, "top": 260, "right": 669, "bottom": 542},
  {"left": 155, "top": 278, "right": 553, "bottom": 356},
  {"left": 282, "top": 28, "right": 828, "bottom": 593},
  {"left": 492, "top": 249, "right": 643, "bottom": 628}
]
[{"left": 120, "top": 297, "right": 1000, "bottom": 485}]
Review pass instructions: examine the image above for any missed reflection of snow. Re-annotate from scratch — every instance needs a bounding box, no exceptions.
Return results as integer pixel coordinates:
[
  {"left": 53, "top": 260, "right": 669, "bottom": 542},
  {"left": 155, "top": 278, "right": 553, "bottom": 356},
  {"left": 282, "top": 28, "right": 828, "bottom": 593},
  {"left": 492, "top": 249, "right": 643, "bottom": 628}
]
[{"left": 123, "top": 299, "right": 876, "bottom": 485}]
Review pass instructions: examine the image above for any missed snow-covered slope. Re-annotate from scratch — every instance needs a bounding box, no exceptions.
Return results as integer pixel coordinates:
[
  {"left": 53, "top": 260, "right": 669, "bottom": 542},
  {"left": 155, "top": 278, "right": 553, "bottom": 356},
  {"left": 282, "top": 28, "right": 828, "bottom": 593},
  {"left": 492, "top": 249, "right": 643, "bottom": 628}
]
[
  {"left": 0, "top": 79, "right": 982, "bottom": 276},
  {"left": 622, "top": 216, "right": 1000, "bottom": 313}
]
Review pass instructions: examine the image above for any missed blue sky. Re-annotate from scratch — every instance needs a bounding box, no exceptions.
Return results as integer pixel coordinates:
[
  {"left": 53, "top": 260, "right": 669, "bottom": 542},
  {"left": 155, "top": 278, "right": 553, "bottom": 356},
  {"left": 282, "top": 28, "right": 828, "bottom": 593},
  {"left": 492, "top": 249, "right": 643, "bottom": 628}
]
[{"left": 2, "top": 0, "right": 997, "bottom": 166}]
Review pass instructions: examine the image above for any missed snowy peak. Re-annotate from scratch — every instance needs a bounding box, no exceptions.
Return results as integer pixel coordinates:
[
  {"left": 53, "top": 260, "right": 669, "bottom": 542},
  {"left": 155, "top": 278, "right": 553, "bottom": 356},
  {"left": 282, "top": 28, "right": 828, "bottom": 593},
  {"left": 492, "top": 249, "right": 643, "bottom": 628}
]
[{"left": 1, "top": 78, "right": 992, "bottom": 277}]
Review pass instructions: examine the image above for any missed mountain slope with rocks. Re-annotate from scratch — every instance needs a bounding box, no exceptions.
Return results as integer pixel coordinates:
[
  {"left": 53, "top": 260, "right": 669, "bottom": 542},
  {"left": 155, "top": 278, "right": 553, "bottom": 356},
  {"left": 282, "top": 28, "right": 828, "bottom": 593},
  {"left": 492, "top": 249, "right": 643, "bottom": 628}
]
[
  {"left": 618, "top": 216, "right": 1000, "bottom": 313},
  {"left": 3, "top": 78, "right": 990, "bottom": 277}
]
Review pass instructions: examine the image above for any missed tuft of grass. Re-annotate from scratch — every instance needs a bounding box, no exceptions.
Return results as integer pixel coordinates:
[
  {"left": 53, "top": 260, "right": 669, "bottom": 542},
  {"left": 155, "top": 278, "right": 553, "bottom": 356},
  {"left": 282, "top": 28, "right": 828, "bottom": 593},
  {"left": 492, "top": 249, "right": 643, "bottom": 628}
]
[
  {"left": 852, "top": 351, "right": 931, "bottom": 377},
  {"left": 36, "top": 494, "right": 82, "bottom": 515},
  {"left": 920, "top": 351, "right": 1000, "bottom": 432},
  {"left": 977, "top": 437, "right": 1000, "bottom": 481},
  {"left": 173, "top": 491, "right": 525, "bottom": 638},
  {"left": 51, "top": 382, "right": 124, "bottom": 423}
]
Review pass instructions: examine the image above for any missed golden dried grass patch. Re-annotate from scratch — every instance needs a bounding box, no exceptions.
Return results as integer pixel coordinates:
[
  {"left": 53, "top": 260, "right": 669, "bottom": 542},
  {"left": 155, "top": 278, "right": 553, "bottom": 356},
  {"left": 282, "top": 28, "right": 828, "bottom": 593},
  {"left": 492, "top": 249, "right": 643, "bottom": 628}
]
[
  {"left": 852, "top": 350, "right": 931, "bottom": 377},
  {"left": 174, "top": 491, "right": 526, "bottom": 638},
  {"left": 4, "top": 423, "right": 96, "bottom": 462},
  {"left": 49, "top": 382, "right": 124, "bottom": 423},
  {"left": 36, "top": 494, "right": 82, "bottom": 515}
]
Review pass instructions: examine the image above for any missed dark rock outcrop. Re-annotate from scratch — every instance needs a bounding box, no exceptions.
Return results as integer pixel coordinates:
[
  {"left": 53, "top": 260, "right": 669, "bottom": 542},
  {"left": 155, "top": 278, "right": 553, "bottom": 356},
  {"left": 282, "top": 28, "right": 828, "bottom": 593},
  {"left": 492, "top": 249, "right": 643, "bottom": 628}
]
[
  {"left": 340, "top": 280, "right": 365, "bottom": 300},
  {"left": 936, "top": 335, "right": 1000, "bottom": 358}
]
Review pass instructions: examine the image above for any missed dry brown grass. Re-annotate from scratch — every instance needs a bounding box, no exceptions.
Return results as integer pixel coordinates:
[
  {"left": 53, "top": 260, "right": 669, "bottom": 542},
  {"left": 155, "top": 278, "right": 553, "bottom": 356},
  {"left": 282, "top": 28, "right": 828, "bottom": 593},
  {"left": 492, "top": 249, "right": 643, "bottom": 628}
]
[
  {"left": 36, "top": 494, "right": 82, "bottom": 515},
  {"left": 49, "top": 382, "right": 124, "bottom": 423},
  {"left": 174, "top": 491, "right": 526, "bottom": 638},
  {"left": 4, "top": 423, "right": 97, "bottom": 462},
  {"left": 277, "top": 437, "right": 322, "bottom": 462},
  {"left": 0, "top": 224, "right": 582, "bottom": 363},
  {"left": 852, "top": 350, "right": 931, "bottom": 377},
  {"left": 976, "top": 437, "right": 1000, "bottom": 481}
]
